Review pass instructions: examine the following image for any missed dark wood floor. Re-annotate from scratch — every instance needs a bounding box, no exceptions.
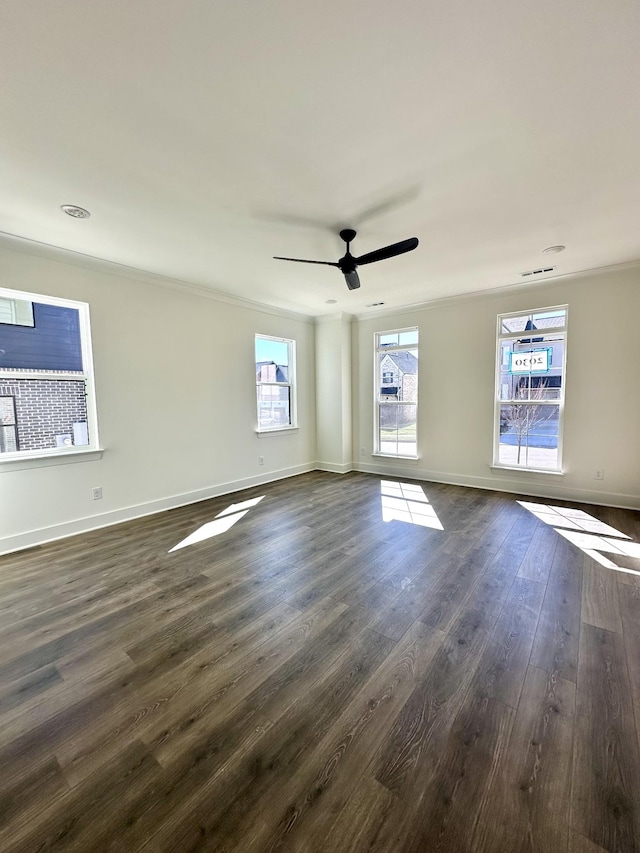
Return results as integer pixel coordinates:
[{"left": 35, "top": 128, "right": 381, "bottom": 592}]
[{"left": 1, "top": 471, "right": 640, "bottom": 852}]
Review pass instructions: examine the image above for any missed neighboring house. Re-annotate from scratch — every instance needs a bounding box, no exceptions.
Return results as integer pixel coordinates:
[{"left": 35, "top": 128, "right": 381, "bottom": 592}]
[
  {"left": 500, "top": 317, "right": 565, "bottom": 402},
  {"left": 379, "top": 350, "right": 418, "bottom": 401},
  {"left": 0, "top": 299, "right": 89, "bottom": 453},
  {"left": 256, "top": 361, "right": 290, "bottom": 427},
  {"left": 256, "top": 361, "right": 288, "bottom": 383}
]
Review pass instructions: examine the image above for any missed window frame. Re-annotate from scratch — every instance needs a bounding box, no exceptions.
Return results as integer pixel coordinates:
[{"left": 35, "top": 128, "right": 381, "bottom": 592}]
[
  {"left": 373, "top": 326, "right": 419, "bottom": 459},
  {"left": 0, "top": 287, "right": 100, "bottom": 463},
  {"left": 255, "top": 334, "right": 297, "bottom": 433},
  {"left": 493, "top": 305, "right": 568, "bottom": 473},
  {"left": 0, "top": 296, "right": 35, "bottom": 327}
]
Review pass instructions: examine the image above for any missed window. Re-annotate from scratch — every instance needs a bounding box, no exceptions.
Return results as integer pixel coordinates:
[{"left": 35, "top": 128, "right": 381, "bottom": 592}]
[
  {"left": 0, "top": 288, "right": 99, "bottom": 458},
  {"left": 255, "top": 334, "right": 296, "bottom": 431},
  {"left": 375, "top": 328, "right": 418, "bottom": 457},
  {"left": 0, "top": 296, "right": 34, "bottom": 327},
  {"left": 0, "top": 397, "right": 18, "bottom": 452},
  {"left": 494, "top": 306, "right": 567, "bottom": 472}
]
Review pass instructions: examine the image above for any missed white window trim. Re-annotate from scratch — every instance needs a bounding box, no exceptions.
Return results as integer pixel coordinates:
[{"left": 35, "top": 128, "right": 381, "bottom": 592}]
[
  {"left": 255, "top": 426, "right": 299, "bottom": 437},
  {"left": 374, "top": 327, "right": 419, "bottom": 459},
  {"left": 0, "top": 287, "right": 101, "bottom": 464},
  {"left": 255, "top": 334, "right": 297, "bottom": 433},
  {"left": 0, "top": 448, "right": 104, "bottom": 472},
  {"left": 489, "top": 464, "right": 564, "bottom": 477},
  {"left": 493, "top": 305, "right": 568, "bottom": 474},
  {"left": 371, "top": 452, "right": 421, "bottom": 461}
]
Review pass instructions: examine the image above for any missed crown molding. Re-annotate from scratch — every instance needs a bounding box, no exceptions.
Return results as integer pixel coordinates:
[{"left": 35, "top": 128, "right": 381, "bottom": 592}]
[
  {"left": 352, "top": 258, "right": 640, "bottom": 321},
  {"left": 0, "top": 230, "right": 314, "bottom": 324},
  {"left": 314, "top": 312, "right": 354, "bottom": 324},
  {"left": 2, "top": 229, "right": 638, "bottom": 327}
]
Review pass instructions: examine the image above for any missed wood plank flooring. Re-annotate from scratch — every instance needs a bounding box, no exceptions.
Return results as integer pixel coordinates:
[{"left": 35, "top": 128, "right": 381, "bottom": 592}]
[{"left": 1, "top": 471, "right": 640, "bottom": 852}]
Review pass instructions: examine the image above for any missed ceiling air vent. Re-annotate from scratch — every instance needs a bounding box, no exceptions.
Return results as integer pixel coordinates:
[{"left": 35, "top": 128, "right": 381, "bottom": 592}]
[{"left": 520, "top": 266, "right": 556, "bottom": 278}]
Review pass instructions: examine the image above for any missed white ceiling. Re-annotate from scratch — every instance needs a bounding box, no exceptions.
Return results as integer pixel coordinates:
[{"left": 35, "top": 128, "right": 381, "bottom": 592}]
[{"left": 1, "top": 0, "right": 639, "bottom": 317}]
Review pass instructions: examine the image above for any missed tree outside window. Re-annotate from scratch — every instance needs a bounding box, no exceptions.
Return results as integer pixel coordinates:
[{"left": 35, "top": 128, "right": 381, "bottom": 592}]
[{"left": 494, "top": 307, "right": 567, "bottom": 471}]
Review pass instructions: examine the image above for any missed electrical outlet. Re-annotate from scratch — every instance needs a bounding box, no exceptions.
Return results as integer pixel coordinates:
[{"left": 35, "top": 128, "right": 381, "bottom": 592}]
[
  {"left": 259, "top": 456, "right": 264, "bottom": 466},
  {"left": 91, "top": 486, "right": 103, "bottom": 500},
  {"left": 594, "top": 469, "right": 604, "bottom": 480},
  {"left": 360, "top": 447, "right": 366, "bottom": 456}
]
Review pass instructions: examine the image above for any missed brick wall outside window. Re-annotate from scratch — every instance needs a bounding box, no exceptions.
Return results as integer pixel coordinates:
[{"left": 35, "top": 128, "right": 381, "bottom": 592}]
[{"left": 0, "top": 378, "right": 88, "bottom": 451}]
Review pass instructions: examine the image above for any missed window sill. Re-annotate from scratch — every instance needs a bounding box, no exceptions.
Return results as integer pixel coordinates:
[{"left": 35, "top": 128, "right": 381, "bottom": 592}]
[
  {"left": 490, "top": 464, "right": 564, "bottom": 477},
  {"left": 256, "top": 427, "right": 299, "bottom": 438},
  {"left": 371, "top": 452, "right": 420, "bottom": 461},
  {"left": 0, "top": 448, "right": 104, "bottom": 472}
]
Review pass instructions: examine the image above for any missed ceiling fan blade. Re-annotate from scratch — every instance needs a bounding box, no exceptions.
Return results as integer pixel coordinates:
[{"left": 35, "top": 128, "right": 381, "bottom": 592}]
[
  {"left": 344, "top": 269, "right": 360, "bottom": 290},
  {"left": 354, "top": 237, "right": 419, "bottom": 266},
  {"left": 273, "top": 256, "right": 339, "bottom": 267}
]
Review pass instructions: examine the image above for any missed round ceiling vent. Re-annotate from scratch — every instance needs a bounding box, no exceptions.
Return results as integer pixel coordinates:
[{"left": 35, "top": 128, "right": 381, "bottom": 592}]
[{"left": 61, "top": 204, "right": 91, "bottom": 219}]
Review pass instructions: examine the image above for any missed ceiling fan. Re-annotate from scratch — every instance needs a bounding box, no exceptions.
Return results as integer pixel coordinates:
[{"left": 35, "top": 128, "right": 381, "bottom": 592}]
[{"left": 273, "top": 228, "right": 419, "bottom": 290}]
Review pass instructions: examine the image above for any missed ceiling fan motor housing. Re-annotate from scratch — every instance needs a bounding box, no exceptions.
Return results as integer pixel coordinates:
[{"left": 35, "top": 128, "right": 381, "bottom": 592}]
[{"left": 338, "top": 255, "right": 356, "bottom": 273}]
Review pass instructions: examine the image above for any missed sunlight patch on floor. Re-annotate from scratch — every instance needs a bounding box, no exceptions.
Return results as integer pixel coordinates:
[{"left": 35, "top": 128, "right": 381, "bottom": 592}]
[
  {"left": 517, "top": 500, "right": 640, "bottom": 575},
  {"left": 518, "top": 501, "right": 631, "bottom": 538},
  {"left": 380, "top": 481, "right": 443, "bottom": 529},
  {"left": 169, "top": 496, "right": 264, "bottom": 552},
  {"left": 215, "top": 496, "right": 265, "bottom": 517}
]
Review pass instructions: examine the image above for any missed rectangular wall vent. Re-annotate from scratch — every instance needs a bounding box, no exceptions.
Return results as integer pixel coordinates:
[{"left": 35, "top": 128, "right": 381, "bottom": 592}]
[{"left": 520, "top": 266, "right": 556, "bottom": 277}]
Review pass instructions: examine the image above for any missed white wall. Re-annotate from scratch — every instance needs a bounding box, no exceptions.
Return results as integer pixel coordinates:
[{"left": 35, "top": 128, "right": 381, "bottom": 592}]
[
  {"left": 2, "top": 237, "right": 639, "bottom": 556},
  {"left": 353, "top": 265, "right": 640, "bottom": 509},
  {"left": 0, "top": 239, "right": 317, "bottom": 553},
  {"left": 315, "top": 314, "right": 352, "bottom": 472}
]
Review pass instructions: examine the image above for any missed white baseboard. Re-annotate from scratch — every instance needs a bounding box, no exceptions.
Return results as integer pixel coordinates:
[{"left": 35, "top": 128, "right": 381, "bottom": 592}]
[
  {"left": 354, "top": 460, "right": 640, "bottom": 511},
  {"left": 315, "top": 461, "right": 355, "bottom": 474},
  {"left": 0, "top": 463, "right": 315, "bottom": 556},
  {"left": 4, "top": 459, "right": 637, "bottom": 557}
]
